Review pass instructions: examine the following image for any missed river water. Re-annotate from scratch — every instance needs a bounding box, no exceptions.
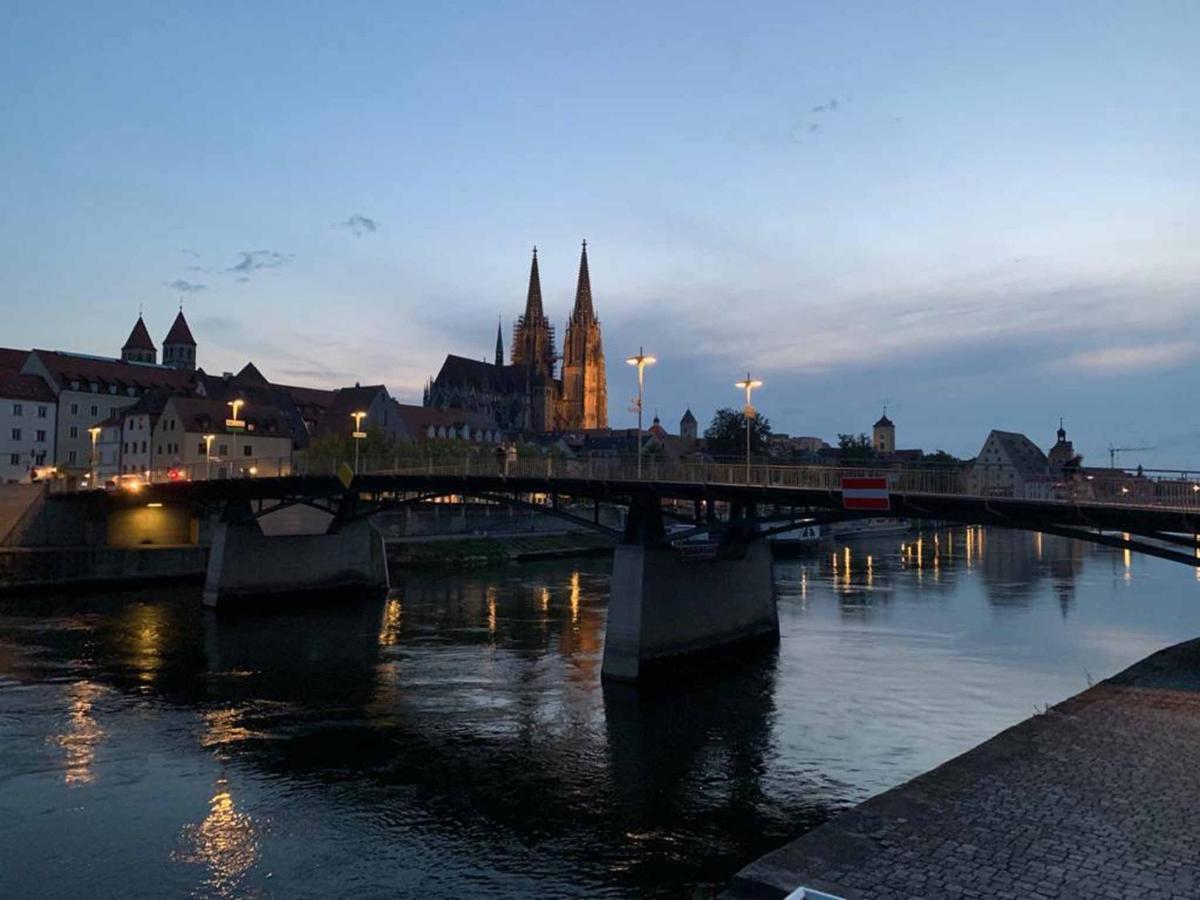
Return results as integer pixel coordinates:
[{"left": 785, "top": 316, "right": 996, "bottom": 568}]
[{"left": 2, "top": 527, "right": 1198, "bottom": 898}]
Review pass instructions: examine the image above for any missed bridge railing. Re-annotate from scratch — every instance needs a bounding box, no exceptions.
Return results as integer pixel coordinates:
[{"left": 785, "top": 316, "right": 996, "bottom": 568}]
[{"left": 366, "top": 456, "right": 1200, "bottom": 512}]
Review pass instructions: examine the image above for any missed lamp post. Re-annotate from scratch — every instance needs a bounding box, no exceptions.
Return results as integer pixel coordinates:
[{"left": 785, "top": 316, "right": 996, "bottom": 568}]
[
  {"left": 203, "top": 433, "right": 215, "bottom": 481},
  {"left": 625, "top": 347, "right": 657, "bottom": 478},
  {"left": 226, "top": 399, "right": 245, "bottom": 476},
  {"left": 351, "top": 411, "right": 368, "bottom": 473},
  {"left": 735, "top": 372, "right": 763, "bottom": 479},
  {"left": 88, "top": 426, "right": 101, "bottom": 489}
]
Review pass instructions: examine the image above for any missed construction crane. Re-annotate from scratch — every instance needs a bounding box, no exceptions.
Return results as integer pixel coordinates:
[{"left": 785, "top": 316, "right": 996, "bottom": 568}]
[{"left": 1108, "top": 444, "right": 1155, "bottom": 469}]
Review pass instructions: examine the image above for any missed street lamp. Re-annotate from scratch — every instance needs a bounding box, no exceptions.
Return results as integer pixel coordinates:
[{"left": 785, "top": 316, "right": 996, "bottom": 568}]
[
  {"left": 626, "top": 347, "right": 657, "bottom": 478},
  {"left": 351, "top": 411, "right": 368, "bottom": 473},
  {"left": 203, "top": 433, "right": 215, "bottom": 481},
  {"left": 88, "top": 426, "right": 102, "bottom": 489},
  {"left": 734, "top": 372, "right": 763, "bottom": 479},
  {"left": 226, "top": 399, "right": 246, "bottom": 475}
]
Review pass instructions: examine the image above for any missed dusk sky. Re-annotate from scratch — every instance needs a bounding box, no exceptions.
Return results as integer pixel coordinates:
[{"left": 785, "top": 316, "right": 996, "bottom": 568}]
[{"left": 2, "top": 1, "right": 1197, "bottom": 464}]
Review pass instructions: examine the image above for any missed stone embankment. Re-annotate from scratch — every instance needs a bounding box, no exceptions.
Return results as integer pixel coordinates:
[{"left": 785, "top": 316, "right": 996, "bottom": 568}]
[{"left": 725, "top": 639, "right": 1200, "bottom": 899}]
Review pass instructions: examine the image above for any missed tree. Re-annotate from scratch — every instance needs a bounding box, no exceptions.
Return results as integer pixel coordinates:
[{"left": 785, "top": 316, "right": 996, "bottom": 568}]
[
  {"left": 837, "top": 432, "right": 875, "bottom": 462},
  {"left": 704, "top": 407, "right": 772, "bottom": 458},
  {"left": 923, "top": 449, "right": 961, "bottom": 467}
]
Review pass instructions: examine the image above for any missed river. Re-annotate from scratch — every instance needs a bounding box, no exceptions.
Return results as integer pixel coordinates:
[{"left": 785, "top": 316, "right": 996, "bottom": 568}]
[{"left": 1, "top": 526, "right": 1198, "bottom": 898}]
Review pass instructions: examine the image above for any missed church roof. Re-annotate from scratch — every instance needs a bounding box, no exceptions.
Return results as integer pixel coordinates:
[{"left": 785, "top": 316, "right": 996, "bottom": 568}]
[
  {"left": 123, "top": 316, "right": 156, "bottom": 352},
  {"left": 164, "top": 310, "right": 196, "bottom": 346},
  {"left": 681, "top": 408, "right": 697, "bottom": 423},
  {"left": 874, "top": 414, "right": 894, "bottom": 428},
  {"left": 434, "top": 354, "right": 552, "bottom": 392}
]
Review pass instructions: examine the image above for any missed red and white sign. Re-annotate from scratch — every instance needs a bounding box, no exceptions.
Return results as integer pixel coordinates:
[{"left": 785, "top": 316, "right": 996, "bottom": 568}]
[{"left": 841, "top": 477, "right": 890, "bottom": 510}]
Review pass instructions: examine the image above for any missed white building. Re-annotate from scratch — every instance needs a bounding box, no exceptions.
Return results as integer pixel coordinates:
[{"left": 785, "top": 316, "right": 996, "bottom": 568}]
[
  {"left": 0, "top": 370, "right": 57, "bottom": 483},
  {"left": 20, "top": 314, "right": 198, "bottom": 474},
  {"left": 967, "top": 430, "right": 1055, "bottom": 499}
]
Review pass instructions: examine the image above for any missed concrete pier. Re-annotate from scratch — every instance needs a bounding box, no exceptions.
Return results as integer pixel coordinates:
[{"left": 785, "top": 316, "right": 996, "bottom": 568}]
[
  {"left": 723, "top": 638, "right": 1200, "bottom": 899},
  {"left": 601, "top": 541, "right": 778, "bottom": 682},
  {"left": 203, "top": 518, "right": 389, "bottom": 608}
]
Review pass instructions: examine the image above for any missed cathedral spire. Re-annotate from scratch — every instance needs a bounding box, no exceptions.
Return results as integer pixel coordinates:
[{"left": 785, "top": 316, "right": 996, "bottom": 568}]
[
  {"left": 524, "top": 245, "right": 544, "bottom": 321},
  {"left": 495, "top": 316, "right": 504, "bottom": 366},
  {"left": 572, "top": 239, "right": 594, "bottom": 321}
]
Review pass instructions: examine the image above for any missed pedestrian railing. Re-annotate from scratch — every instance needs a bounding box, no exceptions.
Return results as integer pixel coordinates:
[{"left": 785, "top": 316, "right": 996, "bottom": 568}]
[{"left": 362, "top": 456, "right": 1200, "bottom": 513}]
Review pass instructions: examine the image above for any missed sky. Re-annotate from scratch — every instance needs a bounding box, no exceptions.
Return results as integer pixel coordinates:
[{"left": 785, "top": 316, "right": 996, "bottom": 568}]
[{"left": 1, "top": 1, "right": 1197, "bottom": 464}]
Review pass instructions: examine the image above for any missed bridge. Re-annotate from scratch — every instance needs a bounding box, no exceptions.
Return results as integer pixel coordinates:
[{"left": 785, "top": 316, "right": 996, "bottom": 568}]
[{"left": 106, "top": 458, "right": 1200, "bottom": 682}]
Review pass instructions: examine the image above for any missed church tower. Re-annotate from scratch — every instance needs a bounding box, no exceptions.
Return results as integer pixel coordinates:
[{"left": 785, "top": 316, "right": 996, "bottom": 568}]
[
  {"left": 559, "top": 240, "right": 608, "bottom": 429},
  {"left": 494, "top": 316, "right": 504, "bottom": 367},
  {"left": 511, "top": 247, "right": 555, "bottom": 375},
  {"left": 162, "top": 308, "right": 197, "bottom": 371},
  {"left": 121, "top": 314, "right": 157, "bottom": 364}
]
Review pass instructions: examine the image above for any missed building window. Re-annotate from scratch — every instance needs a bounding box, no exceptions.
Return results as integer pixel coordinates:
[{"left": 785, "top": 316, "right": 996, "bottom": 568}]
[
  {"left": 10, "top": 428, "right": 19, "bottom": 441},
  {"left": 35, "top": 430, "right": 45, "bottom": 442},
  {"left": 68, "top": 450, "right": 77, "bottom": 463},
  {"left": 70, "top": 403, "right": 79, "bottom": 415},
  {"left": 69, "top": 425, "right": 78, "bottom": 439},
  {"left": 37, "top": 405, "right": 46, "bottom": 418},
  {"left": 90, "top": 405, "right": 98, "bottom": 418},
  {"left": 141, "top": 441, "right": 147, "bottom": 453},
  {"left": 157, "top": 444, "right": 163, "bottom": 455},
  {"left": 198, "top": 441, "right": 208, "bottom": 455},
  {"left": 243, "top": 444, "right": 253, "bottom": 457},
  {"left": 8, "top": 453, "right": 18, "bottom": 466},
  {"left": 11, "top": 403, "right": 21, "bottom": 416}
]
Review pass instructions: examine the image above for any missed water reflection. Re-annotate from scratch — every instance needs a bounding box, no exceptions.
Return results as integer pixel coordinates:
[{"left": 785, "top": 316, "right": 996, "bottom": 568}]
[
  {"left": 175, "top": 774, "right": 260, "bottom": 896},
  {"left": 2, "top": 529, "right": 1198, "bottom": 899},
  {"left": 55, "top": 679, "right": 105, "bottom": 785}
]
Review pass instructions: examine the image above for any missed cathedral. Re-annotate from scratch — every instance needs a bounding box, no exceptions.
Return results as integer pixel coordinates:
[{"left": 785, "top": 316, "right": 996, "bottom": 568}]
[{"left": 425, "top": 241, "right": 608, "bottom": 433}]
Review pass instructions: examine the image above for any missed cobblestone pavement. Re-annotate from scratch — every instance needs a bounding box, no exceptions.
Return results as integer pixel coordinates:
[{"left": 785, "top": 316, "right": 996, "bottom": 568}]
[{"left": 724, "top": 639, "right": 1200, "bottom": 900}]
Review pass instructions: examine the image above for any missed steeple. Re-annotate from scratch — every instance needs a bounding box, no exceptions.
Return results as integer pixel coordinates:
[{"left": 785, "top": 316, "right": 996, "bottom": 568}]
[
  {"left": 121, "top": 314, "right": 157, "bottom": 364},
  {"left": 162, "top": 309, "right": 197, "bottom": 371},
  {"left": 525, "top": 245, "right": 544, "bottom": 322},
  {"left": 495, "top": 316, "right": 504, "bottom": 367},
  {"left": 511, "top": 245, "right": 555, "bottom": 374},
  {"left": 571, "top": 239, "right": 594, "bottom": 321},
  {"left": 559, "top": 239, "right": 607, "bottom": 429}
]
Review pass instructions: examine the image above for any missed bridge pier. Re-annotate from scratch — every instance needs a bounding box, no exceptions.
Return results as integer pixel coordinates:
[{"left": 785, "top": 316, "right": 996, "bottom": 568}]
[
  {"left": 203, "top": 515, "right": 389, "bottom": 609},
  {"left": 602, "top": 498, "right": 778, "bottom": 682}
]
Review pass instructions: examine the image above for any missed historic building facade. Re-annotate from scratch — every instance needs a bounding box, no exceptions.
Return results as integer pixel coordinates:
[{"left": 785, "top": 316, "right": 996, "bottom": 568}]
[{"left": 425, "top": 242, "right": 609, "bottom": 433}]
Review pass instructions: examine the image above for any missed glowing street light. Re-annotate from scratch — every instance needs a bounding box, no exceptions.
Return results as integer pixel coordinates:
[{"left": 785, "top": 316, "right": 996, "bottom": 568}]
[
  {"left": 626, "top": 348, "right": 657, "bottom": 478},
  {"left": 226, "top": 399, "right": 246, "bottom": 475},
  {"left": 734, "top": 372, "right": 763, "bottom": 478},
  {"left": 351, "top": 411, "right": 368, "bottom": 473},
  {"left": 88, "top": 426, "right": 102, "bottom": 490},
  {"left": 203, "top": 433, "right": 215, "bottom": 481}
]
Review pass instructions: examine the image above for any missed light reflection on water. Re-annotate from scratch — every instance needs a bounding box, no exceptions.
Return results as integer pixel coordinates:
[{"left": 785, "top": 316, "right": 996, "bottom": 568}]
[{"left": 1, "top": 527, "right": 1198, "bottom": 898}]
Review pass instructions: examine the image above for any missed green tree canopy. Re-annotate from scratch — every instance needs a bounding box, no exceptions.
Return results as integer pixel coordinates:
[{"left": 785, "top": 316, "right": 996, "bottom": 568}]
[
  {"left": 704, "top": 407, "right": 772, "bottom": 457},
  {"left": 836, "top": 432, "right": 875, "bottom": 462}
]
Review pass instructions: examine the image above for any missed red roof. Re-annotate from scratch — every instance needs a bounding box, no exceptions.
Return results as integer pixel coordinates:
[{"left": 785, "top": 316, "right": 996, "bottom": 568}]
[
  {"left": 0, "top": 347, "right": 29, "bottom": 373},
  {"left": 0, "top": 371, "right": 55, "bottom": 403},
  {"left": 30, "top": 350, "right": 195, "bottom": 392},
  {"left": 123, "top": 316, "right": 157, "bottom": 352},
  {"left": 164, "top": 310, "right": 196, "bottom": 346}
]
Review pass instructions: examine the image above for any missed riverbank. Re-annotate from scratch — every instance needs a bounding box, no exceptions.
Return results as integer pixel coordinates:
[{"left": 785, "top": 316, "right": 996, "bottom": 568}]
[{"left": 723, "top": 637, "right": 1200, "bottom": 899}]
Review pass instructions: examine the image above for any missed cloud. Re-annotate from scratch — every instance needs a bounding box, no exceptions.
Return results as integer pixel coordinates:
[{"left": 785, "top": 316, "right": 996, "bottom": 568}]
[
  {"left": 809, "top": 104, "right": 826, "bottom": 114},
  {"left": 335, "top": 214, "right": 379, "bottom": 237},
  {"left": 1061, "top": 342, "right": 1195, "bottom": 375},
  {"left": 166, "top": 279, "right": 205, "bottom": 293},
  {"left": 225, "top": 250, "right": 291, "bottom": 278}
]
